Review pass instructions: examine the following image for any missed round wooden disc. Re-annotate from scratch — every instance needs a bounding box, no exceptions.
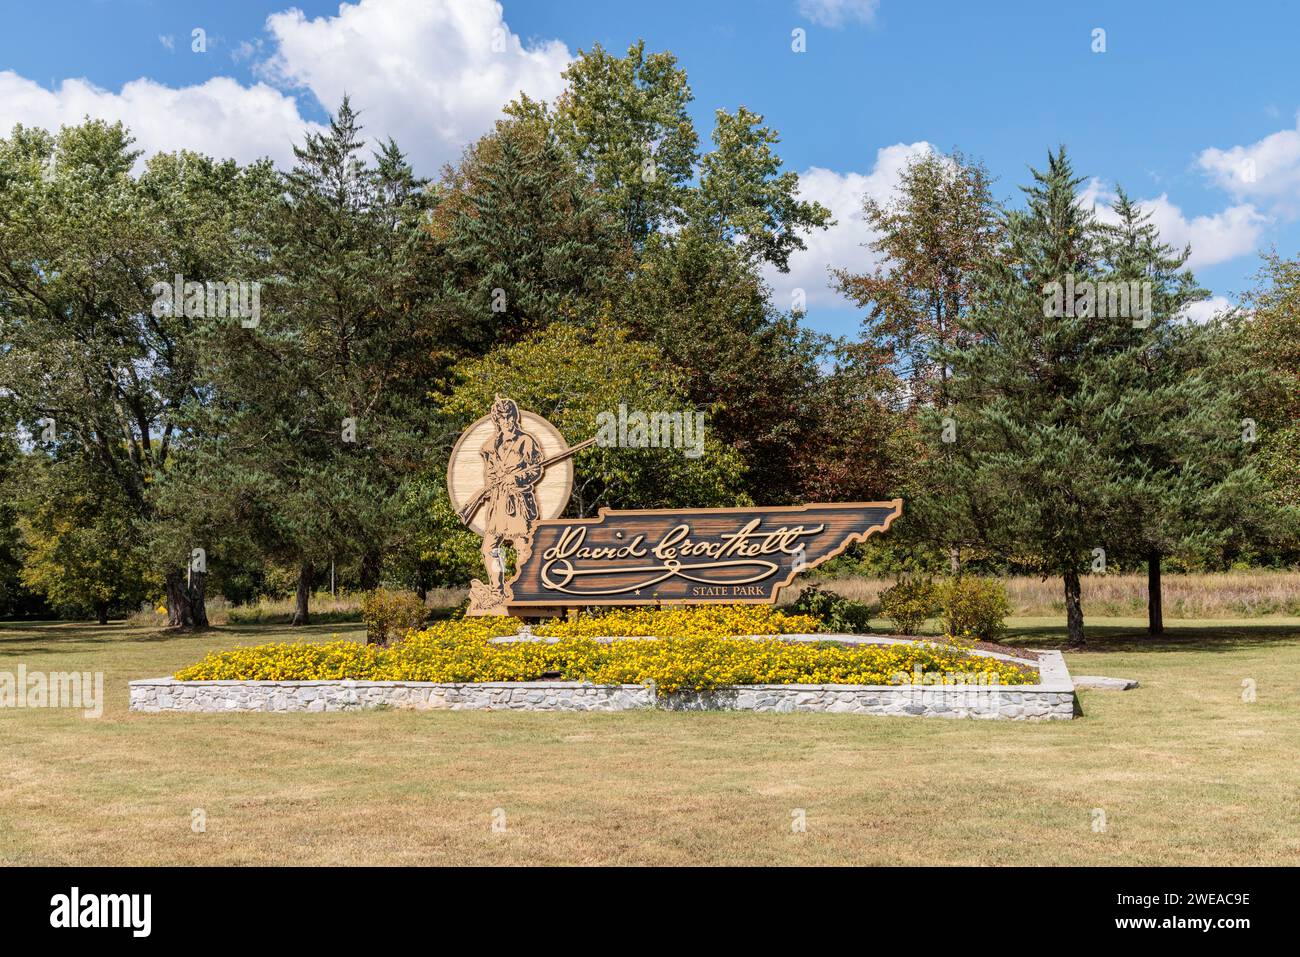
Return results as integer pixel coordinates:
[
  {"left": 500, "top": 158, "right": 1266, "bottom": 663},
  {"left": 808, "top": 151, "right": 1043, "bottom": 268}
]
[{"left": 446, "top": 409, "right": 574, "bottom": 537}]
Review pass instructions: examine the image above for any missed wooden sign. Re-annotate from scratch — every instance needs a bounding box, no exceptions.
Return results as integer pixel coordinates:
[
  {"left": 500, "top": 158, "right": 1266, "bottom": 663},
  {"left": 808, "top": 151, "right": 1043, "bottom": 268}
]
[
  {"left": 448, "top": 396, "right": 592, "bottom": 615},
  {"left": 506, "top": 503, "right": 903, "bottom": 608},
  {"left": 448, "top": 396, "right": 903, "bottom": 616},
  {"left": 447, "top": 403, "right": 577, "bottom": 537}
]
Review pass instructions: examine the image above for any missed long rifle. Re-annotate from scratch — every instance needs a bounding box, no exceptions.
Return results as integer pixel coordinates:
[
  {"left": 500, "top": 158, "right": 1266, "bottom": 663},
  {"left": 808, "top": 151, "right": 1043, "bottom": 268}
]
[{"left": 457, "top": 436, "right": 598, "bottom": 526}]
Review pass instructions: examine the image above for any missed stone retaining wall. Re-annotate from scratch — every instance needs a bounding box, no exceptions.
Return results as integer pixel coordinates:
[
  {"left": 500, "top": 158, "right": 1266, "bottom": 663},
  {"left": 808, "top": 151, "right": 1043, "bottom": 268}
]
[{"left": 130, "top": 650, "right": 1075, "bottom": 719}]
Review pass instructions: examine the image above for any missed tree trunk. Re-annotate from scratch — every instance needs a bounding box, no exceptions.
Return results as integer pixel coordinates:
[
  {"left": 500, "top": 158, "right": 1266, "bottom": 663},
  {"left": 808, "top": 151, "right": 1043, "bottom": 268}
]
[
  {"left": 95, "top": 602, "right": 109, "bottom": 625},
  {"left": 1064, "top": 570, "right": 1085, "bottom": 646},
  {"left": 165, "top": 568, "right": 190, "bottom": 627},
  {"left": 190, "top": 570, "right": 209, "bottom": 628},
  {"left": 164, "top": 567, "right": 209, "bottom": 629},
  {"left": 948, "top": 547, "right": 960, "bottom": 575},
  {"left": 291, "top": 561, "right": 313, "bottom": 626},
  {"left": 1147, "top": 551, "right": 1164, "bottom": 636},
  {"left": 358, "top": 547, "right": 383, "bottom": 591}
]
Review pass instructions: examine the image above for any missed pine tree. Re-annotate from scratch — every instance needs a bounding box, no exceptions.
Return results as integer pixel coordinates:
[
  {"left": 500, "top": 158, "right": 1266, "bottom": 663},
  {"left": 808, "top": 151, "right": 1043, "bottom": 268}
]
[
  {"left": 169, "top": 99, "right": 444, "bottom": 625},
  {"left": 1098, "top": 192, "right": 1265, "bottom": 634},
  {"left": 433, "top": 96, "right": 622, "bottom": 350},
  {"left": 934, "top": 148, "right": 1138, "bottom": 645}
]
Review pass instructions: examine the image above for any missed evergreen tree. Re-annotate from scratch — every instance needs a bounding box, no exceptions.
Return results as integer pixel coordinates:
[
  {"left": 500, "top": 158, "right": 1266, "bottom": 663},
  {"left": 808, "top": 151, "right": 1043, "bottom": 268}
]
[
  {"left": 170, "top": 100, "right": 444, "bottom": 625},
  {"left": 1098, "top": 192, "right": 1265, "bottom": 634},
  {"left": 432, "top": 96, "right": 623, "bottom": 351},
  {"left": 933, "top": 149, "right": 1137, "bottom": 645}
]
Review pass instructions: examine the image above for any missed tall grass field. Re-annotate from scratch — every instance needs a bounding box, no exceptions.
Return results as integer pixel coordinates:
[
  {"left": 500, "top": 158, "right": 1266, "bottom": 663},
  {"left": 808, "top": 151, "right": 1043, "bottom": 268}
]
[{"left": 810, "top": 570, "right": 1300, "bottom": 620}]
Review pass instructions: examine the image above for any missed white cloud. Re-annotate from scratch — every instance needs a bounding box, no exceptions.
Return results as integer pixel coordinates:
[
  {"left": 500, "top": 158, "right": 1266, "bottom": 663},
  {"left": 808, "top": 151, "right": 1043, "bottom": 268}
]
[
  {"left": 0, "top": 0, "right": 570, "bottom": 176},
  {"left": 797, "top": 0, "right": 880, "bottom": 28},
  {"left": 1079, "top": 178, "right": 1266, "bottom": 270},
  {"left": 158, "top": 35, "right": 175, "bottom": 53},
  {"left": 1197, "top": 114, "right": 1300, "bottom": 217},
  {"left": 0, "top": 71, "right": 325, "bottom": 169},
  {"left": 261, "top": 0, "right": 571, "bottom": 172},
  {"left": 1178, "top": 295, "right": 1234, "bottom": 324},
  {"left": 764, "top": 141, "right": 933, "bottom": 310}
]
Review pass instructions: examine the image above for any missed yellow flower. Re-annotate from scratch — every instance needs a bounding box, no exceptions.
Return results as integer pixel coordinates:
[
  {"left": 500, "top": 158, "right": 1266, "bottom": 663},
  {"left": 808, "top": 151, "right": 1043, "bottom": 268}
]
[{"left": 175, "top": 605, "right": 1033, "bottom": 690}]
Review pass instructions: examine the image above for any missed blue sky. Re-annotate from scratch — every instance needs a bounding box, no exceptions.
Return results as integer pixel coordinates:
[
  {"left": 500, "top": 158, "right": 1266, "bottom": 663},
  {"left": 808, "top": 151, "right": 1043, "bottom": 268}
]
[{"left": 3, "top": 0, "right": 1298, "bottom": 338}]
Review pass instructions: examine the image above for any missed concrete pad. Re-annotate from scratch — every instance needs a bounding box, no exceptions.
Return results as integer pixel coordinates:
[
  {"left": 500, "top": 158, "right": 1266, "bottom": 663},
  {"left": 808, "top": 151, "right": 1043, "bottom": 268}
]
[{"left": 1073, "top": 675, "right": 1139, "bottom": 691}]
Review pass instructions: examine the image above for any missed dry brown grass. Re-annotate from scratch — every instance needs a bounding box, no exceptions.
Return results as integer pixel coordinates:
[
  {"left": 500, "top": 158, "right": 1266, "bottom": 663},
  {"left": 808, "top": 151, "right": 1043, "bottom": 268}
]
[
  {"left": 1, "top": 616, "right": 1299, "bottom": 865},
  {"left": 218, "top": 588, "right": 466, "bottom": 625},
  {"left": 811, "top": 570, "right": 1300, "bottom": 619}
]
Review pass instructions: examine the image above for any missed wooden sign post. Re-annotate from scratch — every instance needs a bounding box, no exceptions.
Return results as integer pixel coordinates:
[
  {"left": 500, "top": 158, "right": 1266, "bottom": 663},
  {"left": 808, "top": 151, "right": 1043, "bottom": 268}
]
[{"left": 448, "top": 397, "right": 903, "bottom": 616}]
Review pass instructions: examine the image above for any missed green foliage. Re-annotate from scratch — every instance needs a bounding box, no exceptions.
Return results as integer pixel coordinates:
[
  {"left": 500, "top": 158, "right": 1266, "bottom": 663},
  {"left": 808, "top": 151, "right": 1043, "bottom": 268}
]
[
  {"left": 360, "top": 587, "right": 428, "bottom": 646},
  {"left": 4, "top": 45, "right": 1299, "bottom": 626},
  {"left": 936, "top": 577, "right": 1011, "bottom": 641},
  {"left": 619, "top": 231, "right": 834, "bottom": 501},
  {"left": 879, "top": 578, "right": 940, "bottom": 635},
  {"left": 554, "top": 41, "right": 828, "bottom": 270},
  {"left": 833, "top": 149, "right": 1001, "bottom": 407},
  {"left": 441, "top": 322, "right": 750, "bottom": 513},
  {"left": 0, "top": 120, "right": 275, "bottom": 622},
  {"left": 788, "top": 585, "right": 874, "bottom": 634},
  {"left": 0, "top": 438, "right": 41, "bottom": 616},
  {"left": 690, "top": 105, "right": 832, "bottom": 271},
  {"left": 1234, "top": 252, "right": 1300, "bottom": 559},
  {"left": 554, "top": 40, "right": 699, "bottom": 245},
  {"left": 432, "top": 96, "right": 624, "bottom": 349},
  {"left": 922, "top": 148, "right": 1271, "bottom": 641},
  {"left": 163, "top": 98, "right": 445, "bottom": 619},
  {"left": 1094, "top": 191, "right": 1270, "bottom": 581},
  {"left": 381, "top": 477, "right": 482, "bottom": 590},
  {"left": 13, "top": 456, "right": 150, "bottom": 621}
]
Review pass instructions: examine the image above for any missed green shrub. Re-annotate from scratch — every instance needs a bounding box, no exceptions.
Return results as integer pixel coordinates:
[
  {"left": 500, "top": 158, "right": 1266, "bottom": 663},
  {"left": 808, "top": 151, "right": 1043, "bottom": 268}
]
[
  {"left": 879, "top": 578, "right": 940, "bottom": 634},
  {"left": 788, "top": 585, "right": 873, "bottom": 633},
  {"left": 359, "top": 588, "right": 427, "bottom": 646},
  {"left": 937, "top": 576, "right": 1010, "bottom": 641}
]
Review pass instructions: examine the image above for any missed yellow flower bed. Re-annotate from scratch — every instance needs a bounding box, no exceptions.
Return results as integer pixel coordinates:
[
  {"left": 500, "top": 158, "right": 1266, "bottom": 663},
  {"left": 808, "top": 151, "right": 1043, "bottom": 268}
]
[
  {"left": 174, "top": 606, "right": 1033, "bottom": 690},
  {"left": 532, "top": 604, "right": 821, "bottom": 640}
]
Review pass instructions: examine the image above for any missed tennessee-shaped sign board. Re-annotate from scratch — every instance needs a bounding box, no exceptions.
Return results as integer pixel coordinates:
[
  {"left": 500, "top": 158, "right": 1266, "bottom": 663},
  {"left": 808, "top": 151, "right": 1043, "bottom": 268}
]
[{"left": 507, "top": 501, "right": 904, "bottom": 608}]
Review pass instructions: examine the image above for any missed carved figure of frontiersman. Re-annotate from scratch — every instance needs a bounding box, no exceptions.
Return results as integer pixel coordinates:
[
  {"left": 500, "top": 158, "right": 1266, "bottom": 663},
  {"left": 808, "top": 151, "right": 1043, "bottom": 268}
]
[{"left": 474, "top": 396, "right": 544, "bottom": 607}]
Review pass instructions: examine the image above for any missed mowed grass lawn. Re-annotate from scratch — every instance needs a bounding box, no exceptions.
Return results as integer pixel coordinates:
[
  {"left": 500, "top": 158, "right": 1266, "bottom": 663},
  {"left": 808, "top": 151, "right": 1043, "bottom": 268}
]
[{"left": 1, "top": 616, "right": 1298, "bottom": 866}]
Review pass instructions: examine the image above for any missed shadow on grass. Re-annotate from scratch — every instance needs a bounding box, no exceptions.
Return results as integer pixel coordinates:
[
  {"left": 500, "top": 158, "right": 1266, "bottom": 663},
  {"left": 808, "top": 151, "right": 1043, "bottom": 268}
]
[
  {"left": 0, "top": 620, "right": 170, "bottom": 644},
  {"left": 1006, "top": 620, "right": 1300, "bottom": 653},
  {"left": 0, "top": 612, "right": 458, "bottom": 655},
  {"left": 0, "top": 618, "right": 361, "bottom": 653}
]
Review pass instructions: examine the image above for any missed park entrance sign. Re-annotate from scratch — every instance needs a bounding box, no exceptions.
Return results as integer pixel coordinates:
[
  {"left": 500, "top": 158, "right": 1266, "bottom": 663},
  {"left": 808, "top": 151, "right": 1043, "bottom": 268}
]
[
  {"left": 448, "top": 397, "right": 902, "bottom": 616},
  {"left": 510, "top": 504, "right": 902, "bottom": 607}
]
